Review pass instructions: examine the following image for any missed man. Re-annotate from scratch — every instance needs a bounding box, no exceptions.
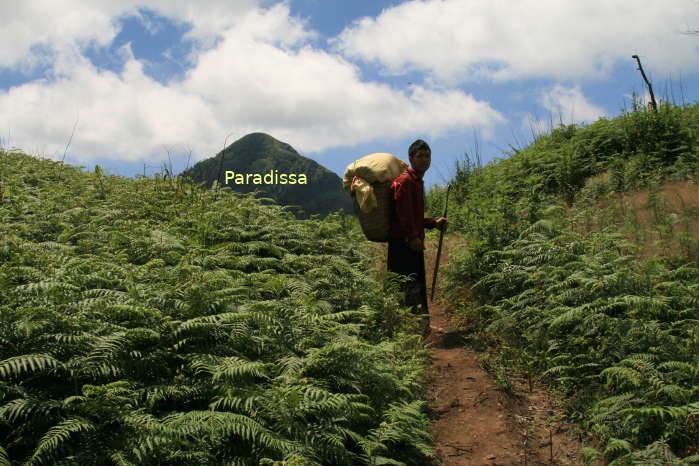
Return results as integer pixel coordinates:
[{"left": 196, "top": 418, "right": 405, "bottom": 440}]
[{"left": 388, "top": 139, "right": 448, "bottom": 336}]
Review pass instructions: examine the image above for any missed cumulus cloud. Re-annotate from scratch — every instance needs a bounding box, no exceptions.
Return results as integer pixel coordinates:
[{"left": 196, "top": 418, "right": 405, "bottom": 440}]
[
  {"left": 0, "top": 43, "right": 218, "bottom": 162},
  {"left": 334, "top": 0, "right": 699, "bottom": 84},
  {"left": 0, "top": 0, "right": 260, "bottom": 70},
  {"left": 0, "top": 2, "right": 504, "bottom": 163},
  {"left": 539, "top": 85, "right": 607, "bottom": 123},
  {"left": 522, "top": 84, "right": 606, "bottom": 136}
]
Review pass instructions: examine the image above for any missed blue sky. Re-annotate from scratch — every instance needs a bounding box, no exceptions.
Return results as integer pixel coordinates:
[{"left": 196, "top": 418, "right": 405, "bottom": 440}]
[{"left": 2, "top": 1, "right": 699, "bottom": 187}]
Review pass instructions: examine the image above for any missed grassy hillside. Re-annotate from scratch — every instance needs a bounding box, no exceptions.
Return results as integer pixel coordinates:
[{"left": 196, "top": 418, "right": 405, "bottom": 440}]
[
  {"left": 429, "top": 101, "right": 699, "bottom": 464},
  {"left": 0, "top": 151, "right": 432, "bottom": 465}
]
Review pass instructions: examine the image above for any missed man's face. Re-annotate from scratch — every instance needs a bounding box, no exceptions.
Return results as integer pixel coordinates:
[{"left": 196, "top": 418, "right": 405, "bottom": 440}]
[{"left": 410, "top": 149, "right": 431, "bottom": 174}]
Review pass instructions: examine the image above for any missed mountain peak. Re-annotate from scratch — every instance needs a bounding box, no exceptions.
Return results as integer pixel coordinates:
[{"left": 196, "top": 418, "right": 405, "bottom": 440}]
[
  {"left": 220, "top": 133, "right": 297, "bottom": 161},
  {"left": 180, "top": 133, "right": 352, "bottom": 218},
  {"left": 239, "top": 132, "right": 275, "bottom": 141},
  {"left": 233, "top": 132, "right": 278, "bottom": 148}
]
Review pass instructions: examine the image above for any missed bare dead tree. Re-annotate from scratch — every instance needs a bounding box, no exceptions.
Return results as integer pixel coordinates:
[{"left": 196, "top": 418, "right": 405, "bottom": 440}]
[{"left": 632, "top": 55, "right": 657, "bottom": 112}]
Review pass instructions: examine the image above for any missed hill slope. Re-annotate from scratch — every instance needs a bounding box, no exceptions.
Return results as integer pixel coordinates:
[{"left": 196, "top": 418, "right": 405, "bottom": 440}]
[
  {"left": 0, "top": 149, "right": 434, "bottom": 465},
  {"left": 180, "top": 132, "right": 353, "bottom": 218},
  {"left": 429, "top": 101, "right": 699, "bottom": 464}
]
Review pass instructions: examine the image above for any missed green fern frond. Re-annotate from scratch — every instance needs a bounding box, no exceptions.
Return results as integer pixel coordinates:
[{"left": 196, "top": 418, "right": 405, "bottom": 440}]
[
  {"left": 79, "top": 288, "right": 131, "bottom": 300},
  {"left": 209, "top": 394, "right": 259, "bottom": 414},
  {"left": 277, "top": 356, "right": 306, "bottom": 377},
  {"left": 144, "top": 384, "right": 202, "bottom": 409},
  {"left": 0, "top": 445, "right": 10, "bottom": 466},
  {"left": 231, "top": 457, "right": 258, "bottom": 466},
  {"left": 594, "top": 392, "right": 636, "bottom": 410},
  {"left": 286, "top": 279, "right": 313, "bottom": 298},
  {"left": 130, "top": 434, "right": 173, "bottom": 464},
  {"left": 601, "top": 366, "right": 642, "bottom": 389},
  {"left": 619, "top": 353, "right": 658, "bottom": 372},
  {"left": 621, "top": 406, "right": 676, "bottom": 421},
  {"left": 16, "top": 280, "right": 80, "bottom": 296},
  {"left": 653, "top": 384, "right": 691, "bottom": 402},
  {"left": 608, "top": 439, "right": 682, "bottom": 465},
  {"left": 320, "top": 310, "right": 373, "bottom": 322},
  {"left": 164, "top": 411, "right": 298, "bottom": 452},
  {"left": 67, "top": 357, "right": 122, "bottom": 378},
  {"left": 175, "top": 312, "right": 248, "bottom": 337},
  {"left": 86, "top": 332, "right": 129, "bottom": 359},
  {"left": 0, "top": 353, "right": 62, "bottom": 378},
  {"left": 50, "top": 332, "right": 95, "bottom": 346},
  {"left": 29, "top": 417, "right": 95, "bottom": 466},
  {"left": 210, "top": 357, "right": 271, "bottom": 382},
  {"left": 581, "top": 446, "right": 602, "bottom": 465},
  {"left": 542, "top": 365, "right": 573, "bottom": 377},
  {"left": 603, "top": 437, "right": 632, "bottom": 457},
  {"left": 34, "top": 241, "right": 75, "bottom": 254},
  {"left": 659, "top": 360, "right": 699, "bottom": 376},
  {"left": 108, "top": 450, "right": 138, "bottom": 466},
  {"left": 0, "top": 397, "right": 43, "bottom": 422},
  {"left": 548, "top": 305, "right": 589, "bottom": 330}
]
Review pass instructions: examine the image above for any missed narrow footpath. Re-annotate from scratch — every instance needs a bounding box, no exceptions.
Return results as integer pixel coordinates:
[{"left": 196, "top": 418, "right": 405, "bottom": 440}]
[{"left": 422, "top": 235, "right": 591, "bottom": 466}]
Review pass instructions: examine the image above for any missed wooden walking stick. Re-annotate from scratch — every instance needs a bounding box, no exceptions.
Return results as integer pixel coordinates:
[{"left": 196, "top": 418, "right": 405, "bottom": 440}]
[{"left": 430, "top": 184, "right": 451, "bottom": 302}]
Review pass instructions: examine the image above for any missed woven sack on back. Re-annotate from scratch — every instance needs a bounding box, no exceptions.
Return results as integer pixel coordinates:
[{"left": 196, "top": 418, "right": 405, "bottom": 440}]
[
  {"left": 342, "top": 153, "right": 407, "bottom": 189},
  {"left": 352, "top": 182, "right": 392, "bottom": 242},
  {"left": 343, "top": 153, "right": 408, "bottom": 242}
]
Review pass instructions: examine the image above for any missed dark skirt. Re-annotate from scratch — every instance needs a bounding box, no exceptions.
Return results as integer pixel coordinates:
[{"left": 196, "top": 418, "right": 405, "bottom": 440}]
[{"left": 387, "top": 240, "right": 428, "bottom": 315}]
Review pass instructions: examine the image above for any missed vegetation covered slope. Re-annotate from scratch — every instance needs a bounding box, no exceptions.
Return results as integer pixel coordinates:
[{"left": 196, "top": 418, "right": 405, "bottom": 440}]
[
  {"left": 180, "top": 132, "right": 353, "bottom": 219},
  {"left": 428, "top": 101, "right": 699, "bottom": 464},
  {"left": 0, "top": 151, "right": 432, "bottom": 465}
]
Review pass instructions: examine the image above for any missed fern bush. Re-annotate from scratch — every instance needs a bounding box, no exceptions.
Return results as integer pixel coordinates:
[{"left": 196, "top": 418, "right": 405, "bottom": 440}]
[
  {"left": 447, "top": 213, "right": 699, "bottom": 462},
  {"left": 433, "top": 101, "right": 699, "bottom": 463},
  {"left": 0, "top": 151, "right": 434, "bottom": 465}
]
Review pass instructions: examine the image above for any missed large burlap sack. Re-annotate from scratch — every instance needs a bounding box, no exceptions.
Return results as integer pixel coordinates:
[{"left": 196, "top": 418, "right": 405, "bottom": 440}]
[
  {"left": 343, "top": 153, "right": 408, "bottom": 242},
  {"left": 343, "top": 153, "right": 408, "bottom": 191}
]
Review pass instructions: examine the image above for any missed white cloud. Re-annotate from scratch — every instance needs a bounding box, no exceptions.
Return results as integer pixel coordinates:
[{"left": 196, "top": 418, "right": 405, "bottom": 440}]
[
  {"left": 522, "top": 84, "right": 607, "bottom": 136},
  {"left": 0, "top": 2, "right": 119, "bottom": 71},
  {"left": 0, "top": 1, "right": 260, "bottom": 70},
  {"left": 538, "top": 85, "right": 607, "bottom": 124},
  {"left": 334, "top": 0, "right": 699, "bottom": 84},
  {"left": 0, "top": 2, "right": 504, "bottom": 164},
  {"left": 0, "top": 44, "right": 218, "bottom": 163}
]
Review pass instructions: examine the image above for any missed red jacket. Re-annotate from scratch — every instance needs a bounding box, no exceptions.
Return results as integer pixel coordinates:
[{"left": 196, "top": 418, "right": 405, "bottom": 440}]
[{"left": 389, "top": 168, "right": 437, "bottom": 242}]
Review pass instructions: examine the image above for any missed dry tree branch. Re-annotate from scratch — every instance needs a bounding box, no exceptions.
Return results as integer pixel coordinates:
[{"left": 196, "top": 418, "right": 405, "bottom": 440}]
[{"left": 57, "top": 114, "right": 79, "bottom": 180}]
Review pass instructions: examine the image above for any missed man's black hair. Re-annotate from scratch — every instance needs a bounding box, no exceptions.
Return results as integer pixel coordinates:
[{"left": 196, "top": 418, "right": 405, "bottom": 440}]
[{"left": 409, "top": 139, "right": 431, "bottom": 158}]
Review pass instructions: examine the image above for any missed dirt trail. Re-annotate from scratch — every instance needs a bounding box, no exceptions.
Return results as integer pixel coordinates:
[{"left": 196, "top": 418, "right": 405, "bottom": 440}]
[{"left": 422, "top": 235, "right": 589, "bottom": 466}]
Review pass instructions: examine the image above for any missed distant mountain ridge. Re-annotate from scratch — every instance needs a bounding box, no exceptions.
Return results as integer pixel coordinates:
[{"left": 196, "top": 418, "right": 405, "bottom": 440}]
[{"left": 180, "top": 133, "right": 353, "bottom": 218}]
